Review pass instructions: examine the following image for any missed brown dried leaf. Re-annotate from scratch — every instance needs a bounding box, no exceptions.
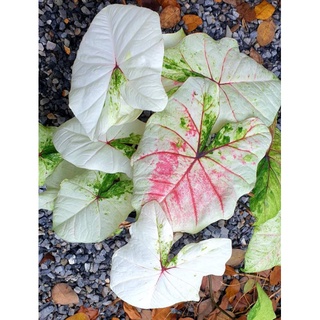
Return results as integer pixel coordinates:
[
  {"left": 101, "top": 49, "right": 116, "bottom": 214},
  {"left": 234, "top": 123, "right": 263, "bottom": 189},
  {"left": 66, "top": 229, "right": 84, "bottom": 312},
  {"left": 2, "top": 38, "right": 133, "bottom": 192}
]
[
  {"left": 39, "top": 252, "right": 55, "bottom": 265},
  {"left": 151, "top": 307, "right": 176, "bottom": 320},
  {"left": 269, "top": 266, "right": 281, "bottom": 285},
  {"left": 230, "top": 291, "right": 253, "bottom": 312},
  {"left": 249, "top": 47, "right": 263, "bottom": 64},
  {"left": 230, "top": 24, "right": 240, "bottom": 32},
  {"left": 182, "top": 14, "right": 203, "bottom": 32},
  {"left": 160, "top": 0, "right": 180, "bottom": 9},
  {"left": 201, "top": 276, "right": 224, "bottom": 295},
  {"left": 226, "top": 249, "right": 245, "bottom": 267},
  {"left": 236, "top": 3, "right": 256, "bottom": 22},
  {"left": 140, "top": 310, "right": 152, "bottom": 320},
  {"left": 52, "top": 283, "right": 79, "bottom": 305},
  {"left": 223, "top": 0, "right": 243, "bottom": 6},
  {"left": 225, "top": 278, "right": 240, "bottom": 303},
  {"left": 254, "top": 0, "right": 276, "bottom": 20},
  {"left": 257, "top": 19, "right": 276, "bottom": 46},
  {"left": 47, "top": 113, "right": 57, "bottom": 120},
  {"left": 214, "top": 0, "right": 223, "bottom": 3},
  {"left": 197, "top": 299, "right": 214, "bottom": 320},
  {"left": 137, "top": 0, "right": 160, "bottom": 11},
  {"left": 64, "top": 45, "right": 71, "bottom": 55},
  {"left": 224, "top": 265, "right": 238, "bottom": 277},
  {"left": 77, "top": 306, "right": 99, "bottom": 320},
  {"left": 123, "top": 302, "right": 141, "bottom": 320},
  {"left": 160, "top": 5, "right": 181, "bottom": 29},
  {"left": 216, "top": 311, "right": 235, "bottom": 320}
]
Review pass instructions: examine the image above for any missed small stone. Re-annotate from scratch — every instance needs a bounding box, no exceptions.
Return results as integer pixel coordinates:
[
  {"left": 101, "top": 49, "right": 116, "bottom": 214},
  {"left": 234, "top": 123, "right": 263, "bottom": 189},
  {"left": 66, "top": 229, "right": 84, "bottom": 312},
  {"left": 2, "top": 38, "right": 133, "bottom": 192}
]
[
  {"left": 60, "top": 258, "right": 68, "bottom": 266},
  {"left": 102, "top": 287, "right": 109, "bottom": 298},
  {"left": 54, "top": 0, "right": 63, "bottom": 5},
  {"left": 94, "top": 243, "right": 103, "bottom": 251},
  {"left": 46, "top": 41, "right": 56, "bottom": 50},
  {"left": 84, "top": 263, "right": 91, "bottom": 272},
  {"left": 81, "top": 6, "right": 91, "bottom": 15},
  {"left": 85, "top": 285, "right": 93, "bottom": 293},
  {"left": 40, "top": 305, "right": 55, "bottom": 318},
  {"left": 68, "top": 255, "right": 77, "bottom": 265}
]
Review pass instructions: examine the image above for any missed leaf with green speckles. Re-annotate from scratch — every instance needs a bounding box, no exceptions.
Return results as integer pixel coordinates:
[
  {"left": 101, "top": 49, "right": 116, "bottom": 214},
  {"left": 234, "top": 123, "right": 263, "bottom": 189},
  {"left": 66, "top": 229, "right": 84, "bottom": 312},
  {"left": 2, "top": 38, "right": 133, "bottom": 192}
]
[
  {"left": 53, "top": 117, "right": 145, "bottom": 178},
  {"left": 53, "top": 170, "right": 134, "bottom": 243},
  {"left": 39, "top": 123, "right": 63, "bottom": 186},
  {"left": 69, "top": 4, "right": 167, "bottom": 140},
  {"left": 132, "top": 77, "right": 272, "bottom": 234},
  {"left": 162, "top": 33, "right": 280, "bottom": 131},
  {"left": 39, "top": 160, "right": 86, "bottom": 210},
  {"left": 110, "top": 200, "right": 231, "bottom": 309},
  {"left": 247, "top": 283, "right": 276, "bottom": 320},
  {"left": 243, "top": 210, "right": 281, "bottom": 273},
  {"left": 250, "top": 127, "right": 281, "bottom": 226}
]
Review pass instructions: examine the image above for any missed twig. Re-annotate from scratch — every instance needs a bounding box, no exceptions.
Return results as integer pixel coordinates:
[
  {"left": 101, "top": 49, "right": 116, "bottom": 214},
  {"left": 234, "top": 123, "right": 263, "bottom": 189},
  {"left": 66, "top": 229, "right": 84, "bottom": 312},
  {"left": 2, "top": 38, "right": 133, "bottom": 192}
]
[{"left": 208, "top": 275, "right": 235, "bottom": 320}]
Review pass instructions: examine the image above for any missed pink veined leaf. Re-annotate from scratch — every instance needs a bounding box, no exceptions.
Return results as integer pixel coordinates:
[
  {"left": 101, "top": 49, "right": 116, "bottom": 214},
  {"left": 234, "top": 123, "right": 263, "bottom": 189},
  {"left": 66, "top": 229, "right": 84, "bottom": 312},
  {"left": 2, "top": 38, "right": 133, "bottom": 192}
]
[{"left": 131, "top": 77, "right": 272, "bottom": 233}]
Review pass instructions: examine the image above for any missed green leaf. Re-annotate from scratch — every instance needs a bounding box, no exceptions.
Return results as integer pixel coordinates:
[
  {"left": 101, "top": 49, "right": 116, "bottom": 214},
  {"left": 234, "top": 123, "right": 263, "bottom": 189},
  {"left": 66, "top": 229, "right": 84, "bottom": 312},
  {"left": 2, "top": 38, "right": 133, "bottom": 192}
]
[
  {"left": 162, "top": 33, "right": 281, "bottom": 131},
  {"left": 243, "top": 211, "right": 281, "bottom": 273},
  {"left": 53, "top": 170, "right": 134, "bottom": 242},
  {"left": 250, "top": 127, "right": 281, "bottom": 226},
  {"left": 39, "top": 123, "right": 62, "bottom": 186},
  {"left": 247, "top": 283, "right": 276, "bottom": 320}
]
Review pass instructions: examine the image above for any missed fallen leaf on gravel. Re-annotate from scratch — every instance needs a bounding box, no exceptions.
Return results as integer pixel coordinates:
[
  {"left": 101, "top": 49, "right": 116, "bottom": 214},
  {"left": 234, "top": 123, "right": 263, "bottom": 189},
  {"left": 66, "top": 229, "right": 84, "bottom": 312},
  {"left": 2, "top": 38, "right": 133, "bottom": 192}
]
[
  {"left": 77, "top": 306, "right": 99, "bottom": 320},
  {"left": 254, "top": 0, "right": 275, "bottom": 20},
  {"left": 52, "top": 283, "right": 79, "bottom": 305},
  {"left": 160, "top": 5, "right": 181, "bottom": 28},
  {"left": 140, "top": 310, "right": 152, "bottom": 320},
  {"left": 197, "top": 299, "right": 214, "bottom": 320},
  {"left": 224, "top": 265, "right": 238, "bottom": 277},
  {"left": 160, "top": 0, "right": 180, "bottom": 9},
  {"left": 226, "top": 249, "right": 245, "bottom": 266},
  {"left": 257, "top": 19, "right": 276, "bottom": 46},
  {"left": 152, "top": 306, "right": 175, "bottom": 319},
  {"left": 66, "top": 314, "right": 90, "bottom": 320},
  {"left": 225, "top": 278, "right": 240, "bottom": 302},
  {"left": 182, "top": 14, "right": 203, "bottom": 32},
  {"left": 230, "top": 23, "right": 240, "bottom": 33},
  {"left": 214, "top": 0, "right": 223, "bottom": 2},
  {"left": 236, "top": 2, "right": 256, "bottom": 22},
  {"left": 64, "top": 45, "right": 71, "bottom": 55},
  {"left": 137, "top": 0, "right": 160, "bottom": 11},
  {"left": 47, "top": 112, "right": 57, "bottom": 120},
  {"left": 123, "top": 302, "right": 141, "bottom": 320},
  {"left": 39, "top": 252, "right": 55, "bottom": 264},
  {"left": 249, "top": 47, "right": 264, "bottom": 64},
  {"left": 223, "top": 0, "right": 243, "bottom": 6},
  {"left": 269, "top": 266, "right": 281, "bottom": 285}
]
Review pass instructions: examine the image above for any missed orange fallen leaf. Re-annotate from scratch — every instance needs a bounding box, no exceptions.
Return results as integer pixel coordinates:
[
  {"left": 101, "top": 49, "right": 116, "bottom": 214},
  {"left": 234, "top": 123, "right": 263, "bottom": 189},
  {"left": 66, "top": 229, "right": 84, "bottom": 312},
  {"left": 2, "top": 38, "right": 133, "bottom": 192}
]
[
  {"left": 182, "top": 14, "right": 203, "bottom": 32},
  {"left": 152, "top": 306, "right": 176, "bottom": 320},
  {"left": 225, "top": 278, "right": 240, "bottom": 303},
  {"left": 224, "top": 265, "right": 238, "bottom": 277},
  {"left": 39, "top": 252, "right": 55, "bottom": 264},
  {"left": 123, "top": 301, "right": 141, "bottom": 320},
  {"left": 226, "top": 249, "right": 245, "bottom": 267},
  {"left": 160, "top": 5, "right": 181, "bottom": 29},
  {"left": 254, "top": 0, "right": 275, "bottom": 20},
  {"left": 140, "top": 309, "right": 152, "bottom": 320},
  {"left": 160, "top": 0, "right": 180, "bottom": 9},
  {"left": 77, "top": 306, "right": 99, "bottom": 320},
  {"left": 51, "top": 283, "right": 79, "bottom": 305},
  {"left": 66, "top": 314, "right": 90, "bottom": 320},
  {"left": 214, "top": 0, "right": 223, "bottom": 2},
  {"left": 269, "top": 266, "right": 281, "bottom": 285},
  {"left": 64, "top": 45, "right": 71, "bottom": 55},
  {"left": 236, "top": 3, "right": 256, "bottom": 22},
  {"left": 257, "top": 19, "right": 276, "bottom": 46},
  {"left": 197, "top": 299, "right": 214, "bottom": 320}
]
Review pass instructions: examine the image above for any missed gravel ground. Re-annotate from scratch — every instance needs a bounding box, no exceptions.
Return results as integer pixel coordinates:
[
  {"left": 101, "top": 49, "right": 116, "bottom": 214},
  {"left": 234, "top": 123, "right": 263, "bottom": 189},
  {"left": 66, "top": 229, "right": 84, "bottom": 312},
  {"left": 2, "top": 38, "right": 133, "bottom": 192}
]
[{"left": 38, "top": 0, "right": 281, "bottom": 319}]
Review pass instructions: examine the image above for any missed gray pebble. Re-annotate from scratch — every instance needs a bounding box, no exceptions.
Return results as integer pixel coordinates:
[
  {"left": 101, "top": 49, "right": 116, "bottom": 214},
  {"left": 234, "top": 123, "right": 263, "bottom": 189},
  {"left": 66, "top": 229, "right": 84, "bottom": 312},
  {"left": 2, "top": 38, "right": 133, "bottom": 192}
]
[
  {"left": 46, "top": 41, "right": 56, "bottom": 50},
  {"left": 68, "top": 255, "right": 77, "bottom": 264},
  {"left": 40, "top": 305, "right": 55, "bottom": 318},
  {"left": 81, "top": 6, "right": 91, "bottom": 15}
]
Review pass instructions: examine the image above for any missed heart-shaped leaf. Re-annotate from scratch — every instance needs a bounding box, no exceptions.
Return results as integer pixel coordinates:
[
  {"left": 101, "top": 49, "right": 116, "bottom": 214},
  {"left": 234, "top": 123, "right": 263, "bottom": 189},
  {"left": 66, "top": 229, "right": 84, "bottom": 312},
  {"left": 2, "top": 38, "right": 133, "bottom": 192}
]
[
  {"left": 53, "top": 118, "right": 145, "bottom": 178},
  {"left": 110, "top": 200, "right": 231, "bottom": 309},
  {"left": 53, "top": 171, "right": 134, "bottom": 242},
  {"left": 250, "top": 126, "right": 281, "bottom": 226},
  {"left": 69, "top": 4, "right": 167, "bottom": 139},
  {"left": 132, "top": 77, "right": 271, "bottom": 233},
  {"left": 39, "top": 160, "right": 86, "bottom": 210},
  {"left": 162, "top": 33, "right": 280, "bottom": 131},
  {"left": 242, "top": 210, "right": 281, "bottom": 273},
  {"left": 39, "top": 123, "right": 62, "bottom": 186}
]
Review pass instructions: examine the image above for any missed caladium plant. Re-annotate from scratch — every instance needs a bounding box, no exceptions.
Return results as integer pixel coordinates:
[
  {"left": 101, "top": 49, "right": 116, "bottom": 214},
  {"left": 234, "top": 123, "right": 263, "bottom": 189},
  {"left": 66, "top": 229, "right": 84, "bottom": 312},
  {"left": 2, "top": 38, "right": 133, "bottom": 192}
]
[{"left": 38, "top": 3, "right": 281, "bottom": 312}]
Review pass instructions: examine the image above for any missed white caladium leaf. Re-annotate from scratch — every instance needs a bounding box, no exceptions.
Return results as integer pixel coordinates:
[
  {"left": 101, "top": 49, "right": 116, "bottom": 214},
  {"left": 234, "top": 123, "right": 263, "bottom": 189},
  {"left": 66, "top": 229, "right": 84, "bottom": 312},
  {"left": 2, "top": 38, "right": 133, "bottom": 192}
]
[
  {"left": 53, "top": 171, "right": 134, "bottom": 243},
  {"left": 39, "top": 123, "right": 62, "bottom": 186},
  {"left": 163, "top": 28, "right": 186, "bottom": 49},
  {"left": 53, "top": 117, "right": 145, "bottom": 178},
  {"left": 39, "top": 160, "right": 86, "bottom": 210},
  {"left": 69, "top": 4, "right": 167, "bottom": 139},
  {"left": 110, "top": 200, "right": 231, "bottom": 309},
  {"left": 162, "top": 33, "right": 280, "bottom": 130},
  {"left": 132, "top": 77, "right": 272, "bottom": 233},
  {"left": 250, "top": 126, "right": 281, "bottom": 227},
  {"left": 242, "top": 211, "right": 281, "bottom": 273}
]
